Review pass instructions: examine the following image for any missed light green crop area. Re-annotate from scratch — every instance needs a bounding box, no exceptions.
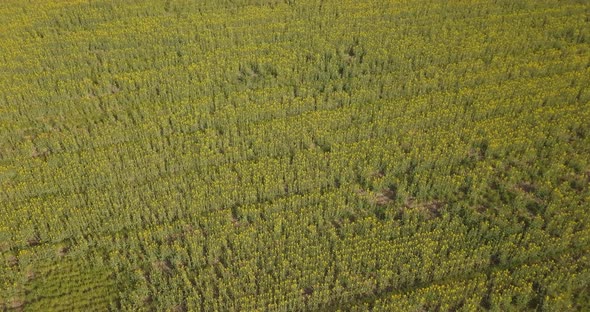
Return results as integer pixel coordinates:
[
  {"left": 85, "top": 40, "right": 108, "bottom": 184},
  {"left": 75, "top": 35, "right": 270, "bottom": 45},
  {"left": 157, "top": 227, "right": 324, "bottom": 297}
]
[{"left": 1, "top": 0, "right": 589, "bottom": 311}]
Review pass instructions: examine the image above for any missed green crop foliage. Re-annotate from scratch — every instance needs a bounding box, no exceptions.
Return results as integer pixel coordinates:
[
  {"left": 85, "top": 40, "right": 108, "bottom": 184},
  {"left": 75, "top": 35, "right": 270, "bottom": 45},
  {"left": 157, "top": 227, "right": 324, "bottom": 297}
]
[{"left": 1, "top": 0, "right": 589, "bottom": 311}]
